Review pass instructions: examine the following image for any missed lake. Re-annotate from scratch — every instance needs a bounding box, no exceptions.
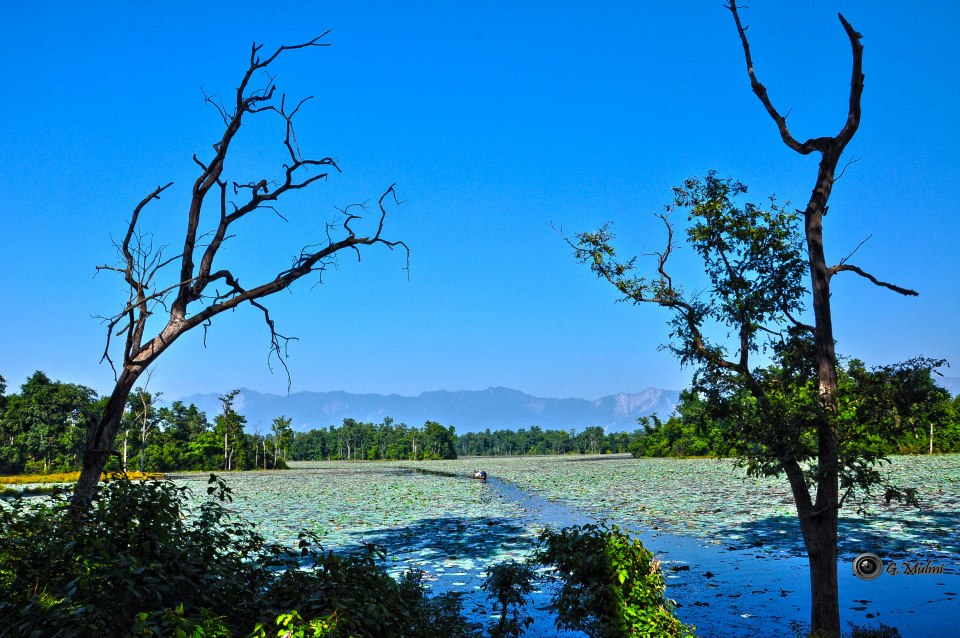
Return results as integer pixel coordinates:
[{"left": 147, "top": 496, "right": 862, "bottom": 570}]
[{"left": 171, "top": 454, "right": 960, "bottom": 637}]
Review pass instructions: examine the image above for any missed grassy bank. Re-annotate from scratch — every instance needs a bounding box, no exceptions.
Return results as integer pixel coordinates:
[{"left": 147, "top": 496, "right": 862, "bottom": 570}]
[{"left": 0, "top": 471, "right": 163, "bottom": 496}]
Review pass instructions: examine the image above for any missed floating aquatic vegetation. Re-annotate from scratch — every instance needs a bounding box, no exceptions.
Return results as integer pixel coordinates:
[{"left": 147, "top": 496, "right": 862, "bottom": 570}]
[
  {"left": 428, "top": 455, "right": 960, "bottom": 561},
  {"left": 171, "top": 465, "right": 540, "bottom": 594},
  {"left": 167, "top": 456, "right": 958, "bottom": 638}
]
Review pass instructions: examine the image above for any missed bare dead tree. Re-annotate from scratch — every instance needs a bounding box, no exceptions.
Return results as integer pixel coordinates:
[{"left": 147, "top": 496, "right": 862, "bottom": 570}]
[
  {"left": 726, "top": 4, "right": 918, "bottom": 636},
  {"left": 72, "top": 35, "right": 408, "bottom": 511},
  {"left": 132, "top": 368, "right": 161, "bottom": 474}
]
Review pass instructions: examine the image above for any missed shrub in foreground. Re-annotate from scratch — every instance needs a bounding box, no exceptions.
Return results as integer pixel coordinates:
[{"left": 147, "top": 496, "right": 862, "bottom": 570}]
[
  {"left": 537, "top": 522, "right": 695, "bottom": 638},
  {"left": 0, "top": 475, "right": 476, "bottom": 638}
]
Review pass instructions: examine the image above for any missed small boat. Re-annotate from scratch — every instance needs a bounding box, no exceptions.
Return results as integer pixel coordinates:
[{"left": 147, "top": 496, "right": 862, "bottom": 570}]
[{"left": 473, "top": 469, "right": 488, "bottom": 481}]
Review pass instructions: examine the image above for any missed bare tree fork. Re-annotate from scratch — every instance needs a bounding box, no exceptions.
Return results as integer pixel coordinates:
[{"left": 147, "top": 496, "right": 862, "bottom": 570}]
[
  {"left": 726, "top": 4, "right": 913, "bottom": 636},
  {"left": 130, "top": 368, "right": 161, "bottom": 474},
  {"left": 73, "top": 35, "right": 408, "bottom": 513}
]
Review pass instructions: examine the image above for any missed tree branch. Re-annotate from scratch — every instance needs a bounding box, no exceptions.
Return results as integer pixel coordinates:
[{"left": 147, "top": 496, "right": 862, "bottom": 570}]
[
  {"left": 781, "top": 304, "right": 816, "bottom": 334},
  {"left": 828, "top": 264, "right": 918, "bottom": 296},
  {"left": 567, "top": 219, "right": 745, "bottom": 376},
  {"left": 726, "top": 2, "right": 828, "bottom": 155},
  {"left": 835, "top": 13, "right": 865, "bottom": 147}
]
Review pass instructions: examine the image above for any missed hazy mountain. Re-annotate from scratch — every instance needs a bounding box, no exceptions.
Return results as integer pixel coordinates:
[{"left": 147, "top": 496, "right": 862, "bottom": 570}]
[{"left": 178, "top": 386, "right": 680, "bottom": 434}]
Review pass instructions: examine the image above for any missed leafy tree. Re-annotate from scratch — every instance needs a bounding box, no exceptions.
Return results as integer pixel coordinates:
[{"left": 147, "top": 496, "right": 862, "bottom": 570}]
[
  {"left": 125, "top": 401, "right": 213, "bottom": 471},
  {"left": 575, "top": 426, "right": 610, "bottom": 455},
  {"left": 0, "top": 373, "right": 23, "bottom": 474},
  {"left": 157, "top": 401, "right": 210, "bottom": 442},
  {"left": 127, "top": 384, "right": 162, "bottom": 473},
  {"left": 185, "top": 430, "right": 226, "bottom": 471},
  {"left": 571, "top": 170, "right": 928, "bottom": 637},
  {"left": 719, "top": 4, "right": 927, "bottom": 634},
  {"left": 2, "top": 372, "right": 98, "bottom": 474},
  {"left": 421, "top": 421, "right": 458, "bottom": 460},
  {"left": 943, "top": 395, "right": 960, "bottom": 452},
  {"left": 455, "top": 426, "right": 641, "bottom": 458},
  {"left": 270, "top": 416, "right": 293, "bottom": 468},
  {"left": 291, "top": 428, "right": 332, "bottom": 461},
  {"left": 142, "top": 401, "right": 214, "bottom": 470},
  {"left": 75, "top": 35, "right": 408, "bottom": 511},
  {"left": 214, "top": 390, "right": 248, "bottom": 471},
  {"left": 628, "top": 390, "right": 730, "bottom": 459},
  {"left": 634, "top": 366, "right": 956, "bottom": 460}
]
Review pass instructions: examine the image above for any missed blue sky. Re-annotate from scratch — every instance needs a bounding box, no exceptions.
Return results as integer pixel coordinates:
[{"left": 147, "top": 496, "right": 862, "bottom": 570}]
[{"left": 1, "top": 1, "right": 958, "bottom": 402}]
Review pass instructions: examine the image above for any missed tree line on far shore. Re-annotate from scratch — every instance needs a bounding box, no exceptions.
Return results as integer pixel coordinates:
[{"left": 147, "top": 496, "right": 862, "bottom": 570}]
[
  {"left": 0, "top": 371, "right": 461, "bottom": 474},
  {"left": 2, "top": 367, "right": 958, "bottom": 476}
]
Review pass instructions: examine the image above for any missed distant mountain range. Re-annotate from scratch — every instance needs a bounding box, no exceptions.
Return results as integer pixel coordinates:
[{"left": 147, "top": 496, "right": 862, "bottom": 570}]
[{"left": 177, "top": 386, "right": 681, "bottom": 434}]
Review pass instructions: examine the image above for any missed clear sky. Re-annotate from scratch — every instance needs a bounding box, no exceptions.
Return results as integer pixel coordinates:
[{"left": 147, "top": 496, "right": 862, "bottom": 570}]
[{"left": 1, "top": 1, "right": 958, "bottom": 402}]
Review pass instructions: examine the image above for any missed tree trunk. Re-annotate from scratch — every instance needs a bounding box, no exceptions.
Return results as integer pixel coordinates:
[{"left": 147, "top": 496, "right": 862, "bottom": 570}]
[
  {"left": 801, "top": 511, "right": 841, "bottom": 634},
  {"left": 804, "top": 162, "right": 842, "bottom": 638},
  {"left": 783, "top": 453, "right": 841, "bottom": 637},
  {"left": 140, "top": 418, "right": 148, "bottom": 473},
  {"left": 122, "top": 428, "right": 128, "bottom": 473},
  {"left": 72, "top": 369, "right": 140, "bottom": 512},
  {"left": 930, "top": 422, "right": 934, "bottom": 454}
]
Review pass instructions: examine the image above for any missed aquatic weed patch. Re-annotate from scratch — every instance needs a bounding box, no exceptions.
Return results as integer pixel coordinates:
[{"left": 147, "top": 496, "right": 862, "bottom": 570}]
[
  {"left": 170, "top": 456, "right": 959, "bottom": 562},
  {"left": 170, "top": 464, "right": 542, "bottom": 596},
  {"left": 434, "top": 455, "right": 960, "bottom": 561}
]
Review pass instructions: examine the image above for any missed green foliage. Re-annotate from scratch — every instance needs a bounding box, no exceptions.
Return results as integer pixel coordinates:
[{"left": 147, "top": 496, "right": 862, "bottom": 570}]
[
  {"left": 264, "top": 541, "right": 477, "bottom": 638},
  {"left": 846, "top": 623, "right": 902, "bottom": 638},
  {"left": 251, "top": 610, "right": 338, "bottom": 638},
  {"left": 573, "top": 173, "right": 806, "bottom": 372},
  {"left": 629, "top": 390, "right": 735, "bottom": 459},
  {"left": 457, "top": 426, "right": 643, "bottom": 458},
  {"left": 215, "top": 389, "right": 253, "bottom": 471},
  {"left": 288, "top": 420, "right": 651, "bottom": 461},
  {"left": 630, "top": 355, "right": 958, "bottom": 476},
  {"left": 482, "top": 560, "right": 536, "bottom": 638},
  {"left": 289, "top": 417, "right": 460, "bottom": 462},
  {"left": 421, "top": 420, "right": 459, "bottom": 459},
  {"left": 128, "top": 604, "right": 230, "bottom": 637},
  {"left": 685, "top": 351, "right": 952, "bottom": 506},
  {"left": 537, "top": 522, "right": 694, "bottom": 638},
  {"left": 126, "top": 385, "right": 163, "bottom": 473},
  {"left": 0, "top": 474, "right": 479, "bottom": 638},
  {"left": 270, "top": 416, "right": 294, "bottom": 468},
  {"left": 0, "top": 371, "right": 99, "bottom": 474}
]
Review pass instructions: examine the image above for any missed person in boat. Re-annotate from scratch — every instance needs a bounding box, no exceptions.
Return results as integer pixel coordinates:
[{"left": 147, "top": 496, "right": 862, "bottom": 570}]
[{"left": 474, "top": 469, "right": 488, "bottom": 480}]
